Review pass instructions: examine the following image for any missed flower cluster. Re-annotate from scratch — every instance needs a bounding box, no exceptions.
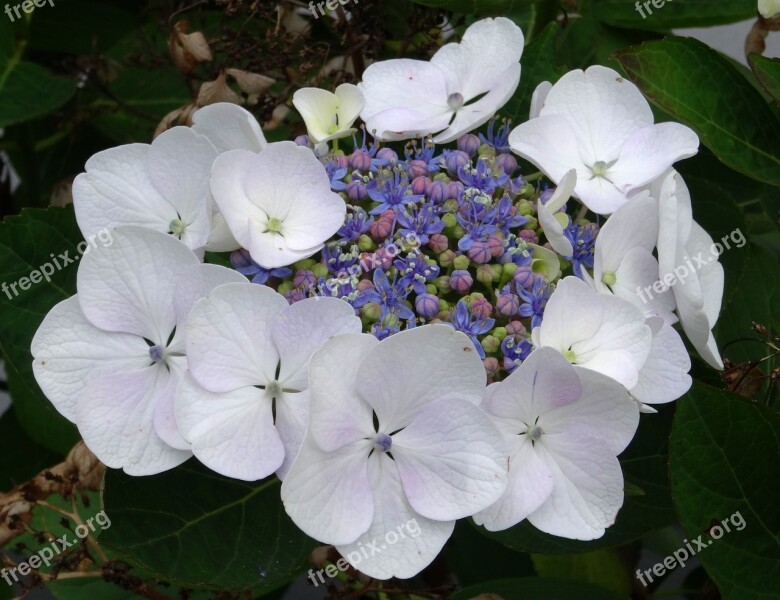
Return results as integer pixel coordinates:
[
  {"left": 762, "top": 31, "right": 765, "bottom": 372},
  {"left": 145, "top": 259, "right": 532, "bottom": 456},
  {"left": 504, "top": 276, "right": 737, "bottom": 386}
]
[{"left": 31, "top": 17, "right": 725, "bottom": 581}]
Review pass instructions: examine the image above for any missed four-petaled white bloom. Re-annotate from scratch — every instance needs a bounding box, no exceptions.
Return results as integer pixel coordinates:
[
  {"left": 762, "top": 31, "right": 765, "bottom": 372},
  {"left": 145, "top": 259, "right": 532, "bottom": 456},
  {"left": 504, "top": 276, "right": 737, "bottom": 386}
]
[
  {"left": 509, "top": 66, "right": 700, "bottom": 215},
  {"left": 531, "top": 276, "right": 652, "bottom": 390},
  {"left": 282, "top": 325, "right": 507, "bottom": 579},
  {"left": 474, "top": 347, "right": 639, "bottom": 539},
  {"left": 210, "top": 141, "right": 346, "bottom": 268},
  {"left": 31, "top": 227, "right": 246, "bottom": 475},
  {"left": 359, "top": 17, "right": 523, "bottom": 144},
  {"left": 176, "top": 283, "right": 361, "bottom": 481},
  {"left": 293, "top": 84, "right": 365, "bottom": 144},
  {"left": 73, "top": 126, "right": 239, "bottom": 253},
  {"left": 656, "top": 170, "right": 724, "bottom": 369}
]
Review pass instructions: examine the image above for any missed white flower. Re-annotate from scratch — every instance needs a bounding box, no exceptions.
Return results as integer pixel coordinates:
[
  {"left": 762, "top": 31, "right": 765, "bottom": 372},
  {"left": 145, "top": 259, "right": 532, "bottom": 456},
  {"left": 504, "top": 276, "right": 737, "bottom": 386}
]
[
  {"left": 293, "top": 84, "right": 365, "bottom": 144},
  {"left": 281, "top": 325, "right": 507, "bottom": 580},
  {"left": 656, "top": 170, "right": 724, "bottom": 369},
  {"left": 536, "top": 168, "right": 576, "bottom": 258},
  {"left": 509, "top": 66, "right": 699, "bottom": 215},
  {"left": 531, "top": 276, "right": 652, "bottom": 389},
  {"left": 631, "top": 317, "right": 692, "bottom": 406},
  {"left": 191, "top": 102, "right": 267, "bottom": 153},
  {"left": 73, "top": 126, "right": 237, "bottom": 253},
  {"left": 474, "top": 347, "right": 638, "bottom": 539},
  {"left": 175, "top": 283, "right": 361, "bottom": 481},
  {"left": 591, "top": 192, "right": 676, "bottom": 321},
  {"left": 31, "top": 227, "right": 245, "bottom": 475},
  {"left": 358, "top": 17, "right": 523, "bottom": 144},
  {"left": 759, "top": 0, "right": 780, "bottom": 18},
  {"left": 210, "top": 141, "right": 346, "bottom": 269}
]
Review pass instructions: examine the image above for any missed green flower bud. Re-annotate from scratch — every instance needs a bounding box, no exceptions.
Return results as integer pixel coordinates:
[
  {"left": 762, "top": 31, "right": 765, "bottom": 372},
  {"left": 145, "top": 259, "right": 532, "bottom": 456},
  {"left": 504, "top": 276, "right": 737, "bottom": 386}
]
[
  {"left": 358, "top": 234, "right": 376, "bottom": 252},
  {"left": 493, "top": 326, "right": 507, "bottom": 341},
  {"left": 312, "top": 263, "right": 329, "bottom": 278},
  {"left": 478, "top": 143, "right": 496, "bottom": 158},
  {"left": 518, "top": 200, "right": 534, "bottom": 216},
  {"left": 476, "top": 264, "right": 498, "bottom": 285},
  {"left": 442, "top": 213, "right": 458, "bottom": 228},
  {"left": 361, "top": 301, "right": 382, "bottom": 321},
  {"left": 439, "top": 249, "right": 457, "bottom": 268},
  {"left": 453, "top": 255, "right": 470, "bottom": 270},
  {"left": 481, "top": 335, "right": 500, "bottom": 354},
  {"left": 294, "top": 258, "right": 316, "bottom": 271},
  {"left": 518, "top": 183, "right": 536, "bottom": 199},
  {"left": 434, "top": 275, "right": 452, "bottom": 294},
  {"left": 277, "top": 281, "right": 294, "bottom": 295}
]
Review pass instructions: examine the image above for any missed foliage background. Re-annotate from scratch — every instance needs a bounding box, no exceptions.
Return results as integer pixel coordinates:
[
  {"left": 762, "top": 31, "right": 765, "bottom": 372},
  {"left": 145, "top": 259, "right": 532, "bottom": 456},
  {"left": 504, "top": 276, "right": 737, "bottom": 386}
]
[{"left": 0, "top": 1, "right": 778, "bottom": 599}]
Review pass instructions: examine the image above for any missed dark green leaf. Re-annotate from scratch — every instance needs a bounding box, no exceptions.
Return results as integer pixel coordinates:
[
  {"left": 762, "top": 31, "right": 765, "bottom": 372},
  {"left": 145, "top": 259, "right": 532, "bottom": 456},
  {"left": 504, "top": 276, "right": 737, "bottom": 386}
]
[
  {"left": 0, "top": 207, "right": 84, "bottom": 453},
  {"left": 669, "top": 384, "right": 780, "bottom": 599},
  {"left": 616, "top": 37, "right": 780, "bottom": 186},
  {"left": 500, "top": 22, "right": 564, "bottom": 123},
  {"left": 408, "top": 0, "right": 541, "bottom": 12},
  {"left": 478, "top": 403, "right": 676, "bottom": 553},
  {"left": 101, "top": 461, "right": 314, "bottom": 592},
  {"left": 592, "top": 0, "right": 759, "bottom": 30},
  {"left": 0, "top": 407, "right": 60, "bottom": 490},
  {"left": 531, "top": 549, "right": 631, "bottom": 595},
  {"left": 450, "top": 577, "right": 629, "bottom": 600},
  {"left": 749, "top": 53, "right": 780, "bottom": 103}
]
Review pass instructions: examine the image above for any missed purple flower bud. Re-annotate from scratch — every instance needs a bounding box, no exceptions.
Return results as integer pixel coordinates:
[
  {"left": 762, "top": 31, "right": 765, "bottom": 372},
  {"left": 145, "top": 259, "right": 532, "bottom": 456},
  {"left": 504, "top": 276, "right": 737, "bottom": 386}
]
[
  {"left": 429, "top": 180, "right": 449, "bottom": 203},
  {"left": 294, "top": 135, "right": 310, "bottom": 147},
  {"left": 513, "top": 266, "right": 535, "bottom": 290},
  {"left": 505, "top": 320, "right": 527, "bottom": 337},
  {"left": 372, "top": 247, "right": 394, "bottom": 270},
  {"left": 346, "top": 179, "right": 368, "bottom": 201},
  {"left": 448, "top": 181, "right": 465, "bottom": 200},
  {"left": 470, "top": 296, "right": 493, "bottom": 318},
  {"left": 350, "top": 149, "right": 373, "bottom": 171},
  {"left": 357, "top": 278, "right": 375, "bottom": 292},
  {"left": 496, "top": 293, "right": 520, "bottom": 317},
  {"left": 285, "top": 288, "right": 306, "bottom": 303},
  {"left": 411, "top": 175, "right": 432, "bottom": 196},
  {"left": 293, "top": 269, "right": 316, "bottom": 289},
  {"left": 519, "top": 229, "right": 539, "bottom": 244},
  {"left": 450, "top": 269, "right": 473, "bottom": 293},
  {"left": 376, "top": 147, "right": 398, "bottom": 165},
  {"left": 428, "top": 233, "right": 449, "bottom": 254},
  {"left": 415, "top": 293, "right": 440, "bottom": 319},
  {"left": 488, "top": 235, "right": 504, "bottom": 258},
  {"left": 495, "top": 153, "right": 518, "bottom": 175},
  {"left": 369, "top": 218, "right": 393, "bottom": 241},
  {"left": 457, "top": 134, "right": 481, "bottom": 157},
  {"left": 445, "top": 150, "right": 470, "bottom": 175},
  {"left": 408, "top": 159, "right": 429, "bottom": 179},
  {"left": 483, "top": 356, "right": 500, "bottom": 378},
  {"left": 335, "top": 154, "right": 349, "bottom": 169},
  {"left": 467, "top": 240, "right": 493, "bottom": 264}
]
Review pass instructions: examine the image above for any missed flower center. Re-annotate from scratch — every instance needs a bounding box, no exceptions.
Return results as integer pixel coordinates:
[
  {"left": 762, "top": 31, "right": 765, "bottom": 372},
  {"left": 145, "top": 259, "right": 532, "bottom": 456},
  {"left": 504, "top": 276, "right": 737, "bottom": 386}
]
[
  {"left": 265, "top": 380, "right": 283, "bottom": 399},
  {"left": 447, "top": 92, "right": 465, "bottom": 110},
  {"left": 591, "top": 161, "right": 609, "bottom": 178},
  {"left": 169, "top": 218, "right": 187, "bottom": 236},
  {"left": 564, "top": 349, "right": 577, "bottom": 363},
  {"left": 328, "top": 114, "right": 340, "bottom": 135},
  {"left": 602, "top": 271, "right": 617, "bottom": 286},
  {"left": 527, "top": 424, "right": 544, "bottom": 442},
  {"left": 373, "top": 432, "right": 393, "bottom": 453},
  {"left": 149, "top": 344, "right": 165, "bottom": 363},
  {"left": 266, "top": 217, "right": 283, "bottom": 233}
]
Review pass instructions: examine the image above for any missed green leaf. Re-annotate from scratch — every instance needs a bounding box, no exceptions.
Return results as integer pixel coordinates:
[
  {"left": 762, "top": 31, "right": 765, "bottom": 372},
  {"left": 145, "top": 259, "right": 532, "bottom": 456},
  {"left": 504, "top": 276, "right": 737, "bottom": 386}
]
[
  {"left": 0, "top": 407, "right": 60, "bottom": 490},
  {"left": 478, "top": 403, "right": 676, "bottom": 553},
  {"left": 0, "top": 207, "right": 84, "bottom": 453},
  {"left": 101, "top": 461, "right": 314, "bottom": 592},
  {"left": 500, "top": 22, "right": 564, "bottom": 123},
  {"left": 616, "top": 37, "right": 780, "bottom": 186},
  {"left": 408, "top": 0, "right": 541, "bottom": 12},
  {"left": 749, "top": 54, "right": 780, "bottom": 103},
  {"left": 450, "top": 577, "right": 629, "bottom": 600},
  {"left": 531, "top": 549, "right": 631, "bottom": 595},
  {"left": 669, "top": 384, "right": 780, "bottom": 599},
  {"left": 591, "top": 0, "right": 759, "bottom": 30}
]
